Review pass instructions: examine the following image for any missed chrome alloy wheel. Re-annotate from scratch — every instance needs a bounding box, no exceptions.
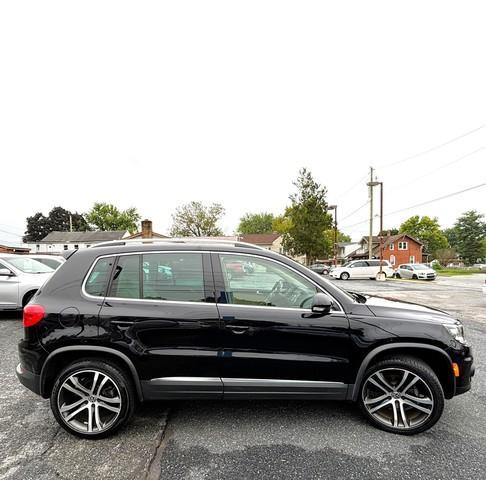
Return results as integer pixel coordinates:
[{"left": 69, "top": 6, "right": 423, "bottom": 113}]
[
  {"left": 362, "top": 368, "right": 434, "bottom": 430},
  {"left": 57, "top": 369, "right": 122, "bottom": 434}
]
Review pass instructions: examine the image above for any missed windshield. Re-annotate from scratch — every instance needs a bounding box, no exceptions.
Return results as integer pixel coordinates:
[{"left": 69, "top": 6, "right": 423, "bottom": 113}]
[
  {"left": 1, "top": 257, "right": 54, "bottom": 274},
  {"left": 412, "top": 264, "right": 430, "bottom": 270}
]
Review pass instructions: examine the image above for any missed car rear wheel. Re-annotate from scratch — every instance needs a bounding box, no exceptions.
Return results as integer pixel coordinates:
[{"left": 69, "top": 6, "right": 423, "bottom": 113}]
[
  {"left": 51, "top": 359, "right": 135, "bottom": 439},
  {"left": 359, "top": 356, "right": 444, "bottom": 434}
]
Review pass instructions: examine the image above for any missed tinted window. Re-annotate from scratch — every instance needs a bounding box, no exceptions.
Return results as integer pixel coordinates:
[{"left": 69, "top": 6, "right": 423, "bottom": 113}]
[
  {"left": 220, "top": 254, "right": 319, "bottom": 309},
  {"left": 368, "top": 260, "right": 380, "bottom": 267},
  {"left": 142, "top": 253, "right": 205, "bottom": 302},
  {"left": 352, "top": 261, "right": 368, "bottom": 268},
  {"left": 85, "top": 257, "right": 115, "bottom": 296},
  {"left": 35, "top": 258, "right": 62, "bottom": 269},
  {"left": 110, "top": 255, "right": 140, "bottom": 299}
]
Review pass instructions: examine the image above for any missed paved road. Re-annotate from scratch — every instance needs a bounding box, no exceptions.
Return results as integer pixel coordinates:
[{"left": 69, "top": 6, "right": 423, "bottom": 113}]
[{"left": 1, "top": 276, "right": 485, "bottom": 479}]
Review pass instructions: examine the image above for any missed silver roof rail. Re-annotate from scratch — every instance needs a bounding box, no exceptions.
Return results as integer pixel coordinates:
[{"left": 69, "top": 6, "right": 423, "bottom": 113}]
[{"left": 91, "top": 237, "right": 266, "bottom": 250}]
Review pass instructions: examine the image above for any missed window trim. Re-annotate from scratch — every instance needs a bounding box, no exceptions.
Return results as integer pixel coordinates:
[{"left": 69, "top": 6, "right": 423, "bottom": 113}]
[
  {"left": 212, "top": 251, "right": 344, "bottom": 313},
  {"left": 398, "top": 241, "right": 408, "bottom": 250},
  {"left": 389, "top": 243, "right": 394, "bottom": 251},
  {"left": 82, "top": 251, "right": 213, "bottom": 305}
]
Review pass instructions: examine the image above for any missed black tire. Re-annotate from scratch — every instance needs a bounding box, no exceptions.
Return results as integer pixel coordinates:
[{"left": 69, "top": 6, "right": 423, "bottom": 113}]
[
  {"left": 412, "top": 274, "right": 418, "bottom": 280},
  {"left": 50, "top": 359, "right": 135, "bottom": 439},
  {"left": 359, "top": 356, "right": 444, "bottom": 435},
  {"left": 395, "top": 273, "right": 401, "bottom": 279},
  {"left": 22, "top": 290, "right": 36, "bottom": 307},
  {"left": 340, "top": 272, "right": 350, "bottom": 280}
]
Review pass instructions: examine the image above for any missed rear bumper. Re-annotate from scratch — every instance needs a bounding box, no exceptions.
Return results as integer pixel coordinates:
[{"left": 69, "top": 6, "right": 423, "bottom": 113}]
[{"left": 16, "top": 363, "right": 42, "bottom": 396}]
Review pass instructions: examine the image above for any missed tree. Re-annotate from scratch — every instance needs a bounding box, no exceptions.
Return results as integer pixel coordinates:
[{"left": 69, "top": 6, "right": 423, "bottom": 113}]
[
  {"left": 445, "top": 210, "right": 486, "bottom": 264},
  {"left": 86, "top": 203, "right": 140, "bottom": 233},
  {"left": 23, "top": 207, "right": 90, "bottom": 242},
  {"left": 170, "top": 201, "right": 225, "bottom": 237},
  {"left": 434, "top": 247, "right": 458, "bottom": 266},
  {"left": 399, "top": 215, "right": 448, "bottom": 256},
  {"left": 281, "top": 168, "right": 333, "bottom": 264},
  {"left": 238, "top": 212, "right": 275, "bottom": 234},
  {"left": 272, "top": 215, "right": 292, "bottom": 234},
  {"left": 379, "top": 228, "right": 399, "bottom": 236}
]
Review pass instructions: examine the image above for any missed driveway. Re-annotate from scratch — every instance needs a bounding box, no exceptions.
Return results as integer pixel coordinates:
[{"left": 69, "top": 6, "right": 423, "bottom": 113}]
[{"left": 1, "top": 276, "right": 485, "bottom": 479}]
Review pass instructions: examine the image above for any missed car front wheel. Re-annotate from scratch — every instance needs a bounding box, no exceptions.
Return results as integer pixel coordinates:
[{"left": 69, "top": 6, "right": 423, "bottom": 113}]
[
  {"left": 50, "top": 359, "right": 135, "bottom": 439},
  {"left": 359, "top": 356, "right": 444, "bottom": 435},
  {"left": 340, "top": 272, "right": 350, "bottom": 280}
]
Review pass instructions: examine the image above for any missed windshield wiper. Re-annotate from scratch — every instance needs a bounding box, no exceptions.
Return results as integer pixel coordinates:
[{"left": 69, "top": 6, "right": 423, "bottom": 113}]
[{"left": 348, "top": 291, "right": 367, "bottom": 303}]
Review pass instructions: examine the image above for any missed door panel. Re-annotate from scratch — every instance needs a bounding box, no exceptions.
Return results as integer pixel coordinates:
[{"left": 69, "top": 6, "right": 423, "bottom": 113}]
[
  {"left": 97, "top": 252, "right": 222, "bottom": 397},
  {"left": 0, "top": 261, "right": 19, "bottom": 307},
  {"left": 213, "top": 253, "right": 351, "bottom": 393}
]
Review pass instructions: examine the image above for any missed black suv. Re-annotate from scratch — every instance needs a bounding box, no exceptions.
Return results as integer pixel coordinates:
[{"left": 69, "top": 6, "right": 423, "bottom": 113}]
[{"left": 17, "top": 239, "right": 474, "bottom": 438}]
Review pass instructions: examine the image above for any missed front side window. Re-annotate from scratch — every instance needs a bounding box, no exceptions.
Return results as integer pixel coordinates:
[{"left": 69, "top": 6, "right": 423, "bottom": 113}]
[
  {"left": 219, "top": 254, "right": 320, "bottom": 309},
  {"left": 110, "top": 255, "right": 140, "bottom": 299},
  {"left": 1, "top": 257, "right": 53, "bottom": 274},
  {"left": 85, "top": 257, "right": 115, "bottom": 296},
  {"left": 351, "top": 261, "right": 368, "bottom": 268}
]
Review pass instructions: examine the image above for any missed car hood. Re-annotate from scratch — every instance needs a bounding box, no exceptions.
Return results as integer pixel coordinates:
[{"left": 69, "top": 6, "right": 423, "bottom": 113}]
[{"left": 363, "top": 294, "right": 457, "bottom": 325}]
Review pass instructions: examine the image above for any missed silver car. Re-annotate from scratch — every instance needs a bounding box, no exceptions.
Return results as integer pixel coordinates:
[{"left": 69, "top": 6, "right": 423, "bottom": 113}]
[
  {"left": 0, "top": 255, "right": 54, "bottom": 310},
  {"left": 395, "top": 263, "right": 436, "bottom": 280}
]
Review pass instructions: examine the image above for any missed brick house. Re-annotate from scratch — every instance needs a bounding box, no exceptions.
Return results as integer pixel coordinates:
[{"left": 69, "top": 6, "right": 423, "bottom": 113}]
[
  {"left": 349, "top": 234, "right": 424, "bottom": 266},
  {"left": 0, "top": 244, "right": 30, "bottom": 254}
]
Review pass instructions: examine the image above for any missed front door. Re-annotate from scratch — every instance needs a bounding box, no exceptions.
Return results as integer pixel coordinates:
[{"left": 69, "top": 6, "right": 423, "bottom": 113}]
[
  {"left": 97, "top": 251, "right": 222, "bottom": 399},
  {"left": 212, "top": 253, "right": 351, "bottom": 399}
]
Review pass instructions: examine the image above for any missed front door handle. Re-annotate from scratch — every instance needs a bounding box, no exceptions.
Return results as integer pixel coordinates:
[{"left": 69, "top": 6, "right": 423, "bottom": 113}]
[{"left": 227, "top": 325, "right": 250, "bottom": 334}]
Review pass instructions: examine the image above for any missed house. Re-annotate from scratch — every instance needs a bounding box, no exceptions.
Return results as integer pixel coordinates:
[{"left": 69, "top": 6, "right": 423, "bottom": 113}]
[
  {"left": 125, "top": 220, "right": 168, "bottom": 240},
  {"left": 348, "top": 234, "right": 424, "bottom": 266},
  {"left": 26, "top": 230, "right": 130, "bottom": 254},
  {"left": 336, "top": 242, "right": 360, "bottom": 263},
  {"left": 0, "top": 244, "right": 30, "bottom": 254},
  {"left": 238, "top": 233, "right": 307, "bottom": 264}
]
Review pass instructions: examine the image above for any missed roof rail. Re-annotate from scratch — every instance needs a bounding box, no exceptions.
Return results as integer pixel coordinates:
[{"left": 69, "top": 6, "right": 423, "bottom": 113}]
[{"left": 90, "top": 238, "right": 266, "bottom": 250}]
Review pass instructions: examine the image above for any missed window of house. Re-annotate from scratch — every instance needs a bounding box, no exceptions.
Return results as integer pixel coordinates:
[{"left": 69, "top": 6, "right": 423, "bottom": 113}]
[
  {"left": 85, "top": 257, "right": 115, "bottom": 297},
  {"left": 74, "top": 245, "right": 79, "bottom": 250},
  {"left": 390, "top": 255, "right": 396, "bottom": 265},
  {"left": 389, "top": 243, "right": 394, "bottom": 251},
  {"left": 409, "top": 255, "right": 415, "bottom": 264},
  {"left": 63, "top": 245, "right": 68, "bottom": 250},
  {"left": 36, "top": 245, "right": 40, "bottom": 252},
  {"left": 398, "top": 242, "right": 408, "bottom": 250},
  {"left": 219, "top": 254, "right": 322, "bottom": 310}
]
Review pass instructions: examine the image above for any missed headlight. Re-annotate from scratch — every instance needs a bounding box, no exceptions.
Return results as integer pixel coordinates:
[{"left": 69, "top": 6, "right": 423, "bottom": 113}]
[{"left": 443, "top": 323, "right": 466, "bottom": 344}]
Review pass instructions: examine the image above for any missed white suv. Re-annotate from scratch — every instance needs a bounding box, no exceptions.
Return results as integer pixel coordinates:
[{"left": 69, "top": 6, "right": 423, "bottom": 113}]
[
  {"left": 0, "top": 255, "right": 55, "bottom": 310},
  {"left": 330, "top": 259, "right": 394, "bottom": 280}
]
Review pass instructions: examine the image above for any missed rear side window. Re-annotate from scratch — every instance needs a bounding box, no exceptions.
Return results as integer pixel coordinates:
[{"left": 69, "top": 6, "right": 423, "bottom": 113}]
[
  {"left": 106, "top": 252, "right": 206, "bottom": 303},
  {"left": 142, "top": 253, "right": 205, "bottom": 302},
  {"left": 85, "top": 257, "right": 115, "bottom": 296}
]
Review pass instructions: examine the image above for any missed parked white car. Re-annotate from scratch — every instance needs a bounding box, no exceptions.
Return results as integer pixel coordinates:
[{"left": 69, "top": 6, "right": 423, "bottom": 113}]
[
  {"left": 329, "top": 259, "right": 394, "bottom": 280},
  {"left": 26, "top": 255, "right": 65, "bottom": 270},
  {"left": 394, "top": 263, "right": 436, "bottom": 280},
  {"left": 0, "top": 255, "right": 55, "bottom": 310}
]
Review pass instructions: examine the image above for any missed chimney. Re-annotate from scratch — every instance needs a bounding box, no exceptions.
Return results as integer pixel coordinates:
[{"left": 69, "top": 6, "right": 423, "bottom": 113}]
[{"left": 141, "top": 219, "right": 153, "bottom": 239}]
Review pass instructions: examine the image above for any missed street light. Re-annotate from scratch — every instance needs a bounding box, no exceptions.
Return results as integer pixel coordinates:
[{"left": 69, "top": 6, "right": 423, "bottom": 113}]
[
  {"left": 327, "top": 205, "right": 337, "bottom": 266},
  {"left": 366, "top": 181, "right": 384, "bottom": 280}
]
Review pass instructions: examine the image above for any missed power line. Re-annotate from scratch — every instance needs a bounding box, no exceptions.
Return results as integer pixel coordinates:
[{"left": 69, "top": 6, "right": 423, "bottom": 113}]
[
  {"left": 340, "top": 181, "right": 486, "bottom": 229},
  {"left": 339, "top": 200, "right": 370, "bottom": 222},
  {"left": 377, "top": 123, "right": 486, "bottom": 169},
  {"left": 334, "top": 173, "right": 368, "bottom": 201},
  {"left": 0, "top": 228, "right": 22, "bottom": 237}
]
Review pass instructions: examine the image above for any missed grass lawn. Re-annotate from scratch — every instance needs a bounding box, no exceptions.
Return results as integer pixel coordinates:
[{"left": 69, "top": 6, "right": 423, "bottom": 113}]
[{"left": 436, "top": 269, "right": 484, "bottom": 277}]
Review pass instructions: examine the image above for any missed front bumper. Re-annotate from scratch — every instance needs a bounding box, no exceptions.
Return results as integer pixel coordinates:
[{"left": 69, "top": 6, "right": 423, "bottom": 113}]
[
  {"left": 16, "top": 363, "right": 41, "bottom": 396},
  {"left": 454, "top": 354, "right": 475, "bottom": 396}
]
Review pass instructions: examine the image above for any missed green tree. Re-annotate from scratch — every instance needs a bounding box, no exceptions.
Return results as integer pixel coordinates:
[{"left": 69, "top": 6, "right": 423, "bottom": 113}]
[
  {"left": 23, "top": 207, "right": 90, "bottom": 242},
  {"left": 86, "top": 203, "right": 140, "bottom": 233},
  {"left": 170, "top": 201, "right": 225, "bottom": 237},
  {"left": 444, "top": 210, "right": 486, "bottom": 264},
  {"left": 434, "top": 247, "right": 458, "bottom": 266},
  {"left": 379, "top": 227, "right": 399, "bottom": 236},
  {"left": 272, "top": 215, "right": 292, "bottom": 234},
  {"left": 281, "top": 168, "right": 333, "bottom": 264},
  {"left": 238, "top": 212, "right": 275, "bottom": 234},
  {"left": 399, "top": 215, "right": 448, "bottom": 256}
]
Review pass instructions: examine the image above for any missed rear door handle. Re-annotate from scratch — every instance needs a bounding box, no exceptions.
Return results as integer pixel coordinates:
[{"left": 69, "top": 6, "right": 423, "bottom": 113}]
[{"left": 227, "top": 325, "right": 250, "bottom": 334}]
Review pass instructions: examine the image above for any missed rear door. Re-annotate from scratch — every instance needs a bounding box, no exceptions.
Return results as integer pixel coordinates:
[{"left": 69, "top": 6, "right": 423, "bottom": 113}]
[
  {"left": 97, "top": 251, "right": 222, "bottom": 399},
  {"left": 349, "top": 261, "right": 368, "bottom": 278}
]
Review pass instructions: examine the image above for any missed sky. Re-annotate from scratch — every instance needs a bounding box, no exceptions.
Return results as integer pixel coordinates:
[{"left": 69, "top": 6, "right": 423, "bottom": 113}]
[{"left": 1, "top": 1, "right": 486, "bottom": 246}]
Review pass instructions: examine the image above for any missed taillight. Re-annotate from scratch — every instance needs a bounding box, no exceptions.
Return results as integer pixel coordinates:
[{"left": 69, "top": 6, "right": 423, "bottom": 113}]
[{"left": 23, "top": 304, "right": 46, "bottom": 327}]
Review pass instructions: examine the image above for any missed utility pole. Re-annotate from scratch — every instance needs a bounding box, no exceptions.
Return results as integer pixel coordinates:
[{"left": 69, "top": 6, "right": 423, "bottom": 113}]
[
  {"left": 328, "top": 205, "right": 338, "bottom": 266},
  {"left": 69, "top": 215, "right": 73, "bottom": 232},
  {"left": 368, "top": 166, "right": 374, "bottom": 259},
  {"left": 367, "top": 178, "right": 385, "bottom": 280}
]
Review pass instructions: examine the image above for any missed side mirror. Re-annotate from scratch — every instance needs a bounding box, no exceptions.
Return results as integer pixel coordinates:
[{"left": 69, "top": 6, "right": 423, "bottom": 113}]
[
  {"left": 0, "top": 268, "right": 13, "bottom": 277},
  {"left": 311, "top": 293, "right": 333, "bottom": 315}
]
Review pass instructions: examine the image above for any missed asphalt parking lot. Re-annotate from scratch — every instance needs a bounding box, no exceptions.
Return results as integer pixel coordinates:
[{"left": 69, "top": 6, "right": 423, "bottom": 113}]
[{"left": 1, "top": 275, "right": 485, "bottom": 480}]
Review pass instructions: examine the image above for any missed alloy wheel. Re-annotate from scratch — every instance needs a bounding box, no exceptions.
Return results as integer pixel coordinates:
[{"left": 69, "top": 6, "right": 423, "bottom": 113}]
[
  {"left": 362, "top": 368, "right": 434, "bottom": 430},
  {"left": 57, "top": 369, "right": 122, "bottom": 434}
]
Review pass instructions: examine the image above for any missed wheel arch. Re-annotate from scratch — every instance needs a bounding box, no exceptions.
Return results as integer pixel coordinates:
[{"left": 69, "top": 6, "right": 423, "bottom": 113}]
[
  {"left": 22, "top": 289, "right": 38, "bottom": 307},
  {"left": 348, "top": 343, "right": 456, "bottom": 401},
  {"left": 40, "top": 346, "right": 144, "bottom": 402}
]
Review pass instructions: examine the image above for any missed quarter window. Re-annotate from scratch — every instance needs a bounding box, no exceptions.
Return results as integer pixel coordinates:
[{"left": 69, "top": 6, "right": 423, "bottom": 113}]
[
  {"left": 85, "top": 257, "right": 115, "bottom": 297},
  {"left": 219, "top": 254, "right": 321, "bottom": 310},
  {"left": 398, "top": 242, "right": 408, "bottom": 250}
]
